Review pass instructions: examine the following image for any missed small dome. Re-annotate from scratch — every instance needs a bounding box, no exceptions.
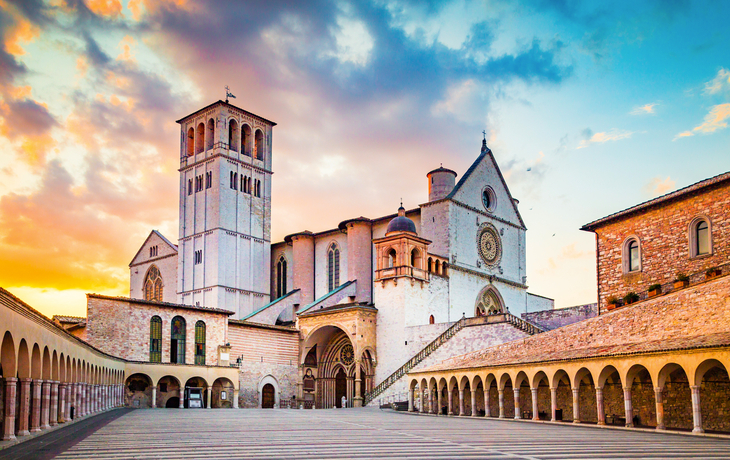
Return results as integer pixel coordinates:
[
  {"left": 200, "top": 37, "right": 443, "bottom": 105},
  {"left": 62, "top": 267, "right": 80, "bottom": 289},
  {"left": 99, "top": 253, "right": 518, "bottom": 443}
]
[{"left": 386, "top": 206, "right": 417, "bottom": 235}]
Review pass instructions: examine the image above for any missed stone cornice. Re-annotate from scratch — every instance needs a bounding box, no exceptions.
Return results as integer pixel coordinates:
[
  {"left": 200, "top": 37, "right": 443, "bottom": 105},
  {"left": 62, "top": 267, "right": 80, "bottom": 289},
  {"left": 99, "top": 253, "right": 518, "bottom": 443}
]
[
  {"left": 129, "top": 252, "right": 177, "bottom": 268},
  {"left": 419, "top": 198, "right": 525, "bottom": 231},
  {"left": 448, "top": 264, "right": 527, "bottom": 289},
  {"left": 180, "top": 228, "right": 269, "bottom": 243},
  {"left": 179, "top": 151, "right": 273, "bottom": 175}
]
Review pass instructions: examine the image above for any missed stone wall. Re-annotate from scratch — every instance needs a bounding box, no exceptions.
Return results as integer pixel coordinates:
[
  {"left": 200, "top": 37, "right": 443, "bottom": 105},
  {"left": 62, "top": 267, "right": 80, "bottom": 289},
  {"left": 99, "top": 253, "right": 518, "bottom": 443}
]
[
  {"left": 522, "top": 303, "right": 597, "bottom": 331},
  {"left": 591, "top": 180, "right": 730, "bottom": 313},
  {"left": 237, "top": 362, "right": 298, "bottom": 408}
]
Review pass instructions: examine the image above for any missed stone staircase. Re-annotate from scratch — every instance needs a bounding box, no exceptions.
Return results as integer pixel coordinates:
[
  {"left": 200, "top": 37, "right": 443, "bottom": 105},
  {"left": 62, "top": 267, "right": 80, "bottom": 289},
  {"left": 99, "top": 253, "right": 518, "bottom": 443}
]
[{"left": 363, "top": 312, "right": 544, "bottom": 406}]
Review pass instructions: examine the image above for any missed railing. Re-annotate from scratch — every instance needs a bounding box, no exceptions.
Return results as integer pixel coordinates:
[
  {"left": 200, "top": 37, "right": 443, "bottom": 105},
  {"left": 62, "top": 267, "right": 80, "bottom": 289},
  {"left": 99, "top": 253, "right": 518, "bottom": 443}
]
[
  {"left": 463, "top": 312, "right": 544, "bottom": 335},
  {"left": 364, "top": 316, "right": 466, "bottom": 406},
  {"left": 504, "top": 312, "right": 544, "bottom": 335},
  {"left": 375, "top": 265, "right": 429, "bottom": 281}
]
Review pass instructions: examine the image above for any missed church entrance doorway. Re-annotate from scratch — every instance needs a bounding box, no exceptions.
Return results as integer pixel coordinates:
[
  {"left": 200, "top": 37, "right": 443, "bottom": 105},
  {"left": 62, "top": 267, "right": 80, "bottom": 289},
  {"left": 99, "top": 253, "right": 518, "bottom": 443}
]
[
  {"left": 335, "top": 368, "right": 347, "bottom": 407},
  {"left": 262, "top": 384, "right": 275, "bottom": 408}
]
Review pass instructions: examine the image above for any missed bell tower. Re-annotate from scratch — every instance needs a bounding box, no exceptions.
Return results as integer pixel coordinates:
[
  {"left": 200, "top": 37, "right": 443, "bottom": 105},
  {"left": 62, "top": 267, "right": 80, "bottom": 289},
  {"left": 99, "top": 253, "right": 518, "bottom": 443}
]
[{"left": 175, "top": 100, "right": 276, "bottom": 318}]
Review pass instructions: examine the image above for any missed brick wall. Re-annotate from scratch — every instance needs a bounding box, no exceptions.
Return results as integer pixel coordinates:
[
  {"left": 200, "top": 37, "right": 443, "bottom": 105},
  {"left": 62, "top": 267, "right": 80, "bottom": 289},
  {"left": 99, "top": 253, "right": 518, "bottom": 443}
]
[
  {"left": 228, "top": 321, "right": 299, "bottom": 366},
  {"left": 86, "top": 296, "right": 227, "bottom": 365},
  {"left": 592, "top": 181, "right": 730, "bottom": 313}
]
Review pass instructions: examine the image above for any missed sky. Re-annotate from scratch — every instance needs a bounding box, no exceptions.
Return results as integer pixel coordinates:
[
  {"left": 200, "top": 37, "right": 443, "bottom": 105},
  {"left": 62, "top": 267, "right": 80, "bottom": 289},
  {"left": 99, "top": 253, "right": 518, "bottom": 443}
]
[{"left": 0, "top": 0, "right": 728, "bottom": 318}]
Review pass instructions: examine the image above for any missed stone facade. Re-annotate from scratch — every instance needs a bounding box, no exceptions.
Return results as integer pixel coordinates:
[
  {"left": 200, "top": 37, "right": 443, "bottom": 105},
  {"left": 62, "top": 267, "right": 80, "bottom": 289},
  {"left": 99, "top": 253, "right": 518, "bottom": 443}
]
[
  {"left": 582, "top": 174, "right": 730, "bottom": 314},
  {"left": 129, "top": 230, "right": 178, "bottom": 304},
  {"left": 86, "top": 294, "right": 230, "bottom": 366},
  {"left": 522, "top": 303, "right": 597, "bottom": 331}
]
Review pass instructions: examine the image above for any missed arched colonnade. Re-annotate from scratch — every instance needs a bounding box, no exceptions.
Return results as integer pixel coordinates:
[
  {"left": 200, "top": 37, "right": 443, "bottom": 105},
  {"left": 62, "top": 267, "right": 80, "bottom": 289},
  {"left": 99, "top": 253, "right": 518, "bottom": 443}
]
[{"left": 409, "top": 349, "right": 730, "bottom": 434}]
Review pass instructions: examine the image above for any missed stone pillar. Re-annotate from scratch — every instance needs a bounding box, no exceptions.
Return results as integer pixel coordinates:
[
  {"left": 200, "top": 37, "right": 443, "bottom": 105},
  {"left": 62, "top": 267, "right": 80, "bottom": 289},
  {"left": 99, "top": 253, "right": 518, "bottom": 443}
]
[
  {"left": 49, "top": 381, "right": 59, "bottom": 426},
  {"left": 655, "top": 387, "right": 665, "bottom": 430},
  {"left": 596, "top": 387, "right": 605, "bottom": 425},
  {"left": 531, "top": 388, "right": 539, "bottom": 421},
  {"left": 447, "top": 389, "right": 453, "bottom": 415},
  {"left": 572, "top": 388, "right": 580, "bottom": 423},
  {"left": 206, "top": 387, "right": 212, "bottom": 409},
  {"left": 18, "top": 378, "right": 31, "bottom": 436},
  {"left": 513, "top": 388, "right": 521, "bottom": 419},
  {"left": 2, "top": 377, "right": 18, "bottom": 441},
  {"left": 58, "top": 383, "right": 67, "bottom": 423},
  {"left": 408, "top": 388, "right": 414, "bottom": 412},
  {"left": 41, "top": 380, "right": 51, "bottom": 429},
  {"left": 429, "top": 388, "right": 435, "bottom": 414},
  {"left": 31, "top": 380, "right": 42, "bottom": 431},
  {"left": 484, "top": 388, "right": 491, "bottom": 417},
  {"left": 151, "top": 386, "right": 157, "bottom": 408},
  {"left": 691, "top": 385, "right": 703, "bottom": 433},
  {"left": 437, "top": 388, "right": 443, "bottom": 415},
  {"left": 94, "top": 385, "right": 99, "bottom": 413},
  {"left": 623, "top": 387, "right": 634, "bottom": 427},
  {"left": 353, "top": 363, "right": 363, "bottom": 408},
  {"left": 458, "top": 389, "right": 465, "bottom": 416},
  {"left": 498, "top": 389, "right": 505, "bottom": 418},
  {"left": 471, "top": 389, "right": 477, "bottom": 417},
  {"left": 179, "top": 388, "right": 185, "bottom": 408},
  {"left": 78, "top": 383, "right": 85, "bottom": 416},
  {"left": 550, "top": 387, "right": 557, "bottom": 422},
  {"left": 233, "top": 390, "right": 239, "bottom": 409},
  {"left": 66, "top": 383, "right": 74, "bottom": 421}
]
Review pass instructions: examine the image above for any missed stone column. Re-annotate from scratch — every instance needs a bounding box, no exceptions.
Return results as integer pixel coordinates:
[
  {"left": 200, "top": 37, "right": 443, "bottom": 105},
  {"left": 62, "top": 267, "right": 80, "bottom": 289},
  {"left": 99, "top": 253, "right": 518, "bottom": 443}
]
[
  {"left": 66, "top": 383, "right": 74, "bottom": 421},
  {"left": 233, "top": 390, "right": 239, "bottom": 409},
  {"left": 550, "top": 387, "right": 557, "bottom": 422},
  {"left": 447, "top": 390, "right": 453, "bottom": 415},
  {"left": 691, "top": 385, "right": 703, "bottom": 433},
  {"left": 353, "top": 363, "right": 363, "bottom": 408},
  {"left": 655, "top": 387, "right": 665, "bottom": 430},
  {"left": 531, "top": 388, "right": 539, "bottom": 421},
  {"left": 572, "top": 388, "right": 580, "bottom": 423},
  {"left": 471, "top": 389, "right": 477, "bottom": 417},
  {"left": 596, "top": 387, "right": 605, "bottom": 425},
  {"left": 484, "top": 388, "right": 491, "bottom": 417},
  {"left": 498, "top": 389, "right": 505, "bottom": 418},
  {"left": 437, "top": 388, "right": 443, "bottom": 416},
  {"left": 2, "top": 377, "right": 18, "bottom": 441},
  {"left": 408, "top": 388, "right": 414, "bottom": 412},
  {"left": 58, "top": 383, "right": 67, "bottom": 423},
  {"left": 179, "top": 388, "right": 185, "bottom": 408},
  {"left": 41, "top": 380, "right": 51, "bottom": 429},
  {"left": 49, "top": 381, "right": 59, "bottom": 426},
  {"left": 458, "top": 389, "right": 465, "bottom": 416},
  {"left": 18, "top": 378, "right": 31, "bottom": 436},
  {"left": 31, "top": 380, "right": 42, "bottom": 431},
  {"left": 513, "top": 388, "right": 521, "bottom": 419},
  {"left": 151, "top": 386, "right": 157, "bottom": 408},
  {"left": 623, "top": 387, "right": 634, "bottom": 427},
  {"left": 78, "top": 383, "right": 85, "bottom": 417},
  {"left": 94, "top": 385, "right": 99, "bottom": 413},
  {"left": 429, "top": 388, "right": 434, "bottom": 414},
  {"left": 206, "top": 387, "right": 212, "bottom": 409}
]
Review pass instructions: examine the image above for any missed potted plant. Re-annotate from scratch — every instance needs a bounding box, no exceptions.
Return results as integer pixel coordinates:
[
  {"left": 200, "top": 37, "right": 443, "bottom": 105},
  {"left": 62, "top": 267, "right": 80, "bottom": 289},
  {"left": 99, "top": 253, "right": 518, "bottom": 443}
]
[
  {"left": 706, "top": 267, "right": 721, "bottom": 280},
  {"left": 606, "top": 296, "right": 621, "bottom": 311},
  {"left": 647, "top": 283, "right": 662, "bottom": 298},
  {"left": 623, "top": 291, "right": 640, "bottom": 305},
  {"left": 673, "top": 273, "right": 689, "bottom": 289}
]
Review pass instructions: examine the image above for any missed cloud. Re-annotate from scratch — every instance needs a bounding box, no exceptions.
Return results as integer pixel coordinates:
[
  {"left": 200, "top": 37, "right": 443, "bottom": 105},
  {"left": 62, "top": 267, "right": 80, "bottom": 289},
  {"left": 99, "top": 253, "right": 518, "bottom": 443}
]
[
  {"left": 577, "top": 129, "right": 633, "bottom": 149},
  {"left": 704, "top": 68, "right": 730, "bottom": 95},
  {"left": 643, "top": 176, "right": 675, "bottom": 197},
  {"left": 673, "top": 103, "right": 730, "bottom": 140},
  {"left": 630, "top": 103, "right": 658, "bottom": 115}
]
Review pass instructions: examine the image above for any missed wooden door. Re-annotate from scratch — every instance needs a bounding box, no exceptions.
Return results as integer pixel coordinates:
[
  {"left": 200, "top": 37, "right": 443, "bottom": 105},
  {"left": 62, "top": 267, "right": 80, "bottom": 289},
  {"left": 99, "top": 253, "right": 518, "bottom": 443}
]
[{"left": 262, "top": 384, "right": 275, "bottom": 408}]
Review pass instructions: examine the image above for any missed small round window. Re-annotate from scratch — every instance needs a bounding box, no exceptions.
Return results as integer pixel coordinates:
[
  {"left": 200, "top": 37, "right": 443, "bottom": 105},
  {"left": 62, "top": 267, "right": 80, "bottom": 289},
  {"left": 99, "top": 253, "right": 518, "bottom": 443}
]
[{"left": 482, "top": 186, "right": 496, "bottom": 212}]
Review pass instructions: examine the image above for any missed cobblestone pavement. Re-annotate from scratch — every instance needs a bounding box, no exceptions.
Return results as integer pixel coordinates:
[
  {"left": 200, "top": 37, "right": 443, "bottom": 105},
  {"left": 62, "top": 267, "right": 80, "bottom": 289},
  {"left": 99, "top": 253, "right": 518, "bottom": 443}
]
[{"left": 16, "top": 408, "right": 730, "bottom": 459}]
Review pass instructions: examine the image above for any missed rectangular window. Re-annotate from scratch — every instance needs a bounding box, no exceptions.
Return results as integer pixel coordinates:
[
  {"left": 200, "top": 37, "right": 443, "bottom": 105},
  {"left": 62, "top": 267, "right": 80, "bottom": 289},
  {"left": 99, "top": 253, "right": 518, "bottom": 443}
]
[
  {"left": 233, "top": 172, "right": 238, "bottom": 190},
  {"left": 230, "top": 171, "right": 234, "bottom": 189},
  {"left": 205, "top": 171, "right": 212, "bottom": 189},
  {"left": 194, "top": 250, "right": 203, "bottom": 265},
  {"left": 149, "top": 246, "right": 158, "bottom": 258},
  {"left": 188, "top": 179, "right": 193, "bottom": 195}
]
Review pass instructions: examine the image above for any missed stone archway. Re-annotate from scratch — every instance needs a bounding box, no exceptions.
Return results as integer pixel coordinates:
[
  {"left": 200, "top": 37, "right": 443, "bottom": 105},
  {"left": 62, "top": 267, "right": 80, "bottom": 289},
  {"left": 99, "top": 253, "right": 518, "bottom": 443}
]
[{"left": 258, "top": 375, "right": 280, "bottom": 408}]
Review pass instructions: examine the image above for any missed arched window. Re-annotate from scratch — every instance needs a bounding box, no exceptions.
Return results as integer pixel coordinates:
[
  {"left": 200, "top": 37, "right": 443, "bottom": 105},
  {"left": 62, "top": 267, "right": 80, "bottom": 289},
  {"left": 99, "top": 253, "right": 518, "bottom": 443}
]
[
  {"left": 276, "top": 256, "right": 287, "bottom": 298},
  {"left": 429, "top": 315, "right": 435, "bottom": 324},
  {"left": 149, "top": 316, "right": 162, "bottom": 363},
  {"left": 328, "top": 243, "right": 340, "bottom": 292},
  {"left": 171, "top": 316, "right": 186, "bottom": 364},
  {"left": 690, "top": 218, "right": 711, "bottom": 257},
  {"left": 196, "top": 122, "right": 205, "bottom": 154},
  {"left": 435, "top": 259, "right": 441, "bottom": 274},
  {"left": 475, "top": 289, "right": 503, "bottom": 316},
  {"left": 410, "top": 248, "right": 421, "bottom": 268},
  {"left": 622, "top": 237, "right": 641, "bottom": 273},
  {"left": 206, "top": 118, "right": 215, "bottom": 150},
  {"left": 228, "top": 119, "right": 238, "bottom": 152},
  {"left": 144, "top": 265, "right": 163, "bottom": 302},
  {"left": 242, "top": 124, "right": 252, "bottom": 156},
  {"left": 427, "top": 257, "right": 433, "bottom": 272},
  {"left": 194, "top": 321, "right": 205, "bottom": 365},
  {"left": 387, "top": 248, "right": 396, "bottom": 268},
  {"left": 186, "top": 128, "right": 194, "bottom": 156},
  {"left": 255, "top": 129, "right": 264, "bottom": 160}
]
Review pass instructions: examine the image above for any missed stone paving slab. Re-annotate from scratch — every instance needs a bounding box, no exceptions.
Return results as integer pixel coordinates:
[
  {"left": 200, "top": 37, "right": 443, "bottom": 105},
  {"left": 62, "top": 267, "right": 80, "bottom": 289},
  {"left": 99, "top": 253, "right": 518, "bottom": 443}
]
[{"left": 18, "top": 408, "right": 730, "bottom": 459}]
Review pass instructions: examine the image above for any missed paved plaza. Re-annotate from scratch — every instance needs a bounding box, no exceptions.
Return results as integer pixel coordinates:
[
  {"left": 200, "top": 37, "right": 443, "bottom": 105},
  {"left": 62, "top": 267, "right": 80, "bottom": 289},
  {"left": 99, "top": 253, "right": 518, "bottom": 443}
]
[{"left": 4, "top": 408, "right": 730, "bottom": 459}]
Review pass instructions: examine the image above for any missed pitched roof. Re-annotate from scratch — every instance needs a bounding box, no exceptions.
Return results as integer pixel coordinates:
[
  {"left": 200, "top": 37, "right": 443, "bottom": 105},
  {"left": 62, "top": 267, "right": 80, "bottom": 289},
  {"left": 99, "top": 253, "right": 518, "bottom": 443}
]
[
  {"left": 297, "top": 280, "right": 356, "bottom": 315},
  {"left": 175, "top": 100, "right": 277, "bottom": 126},
  {"left": 128, "top": 230, "right": 178, "bottom": 267},
  {"left": 52, "top": 315, "right": 86, "bottom": 323},
  {"left": 240, "top": 289, "right": 300, "bottom": 321},
  {"left": 581, "top": 171, "right": 730, "bottom": 231},
  {"left": 87, "top": 294, "right": 235, "bottom": 316},
  {"left": 415, "top": 275, "right": 730, "bottom": 374}
]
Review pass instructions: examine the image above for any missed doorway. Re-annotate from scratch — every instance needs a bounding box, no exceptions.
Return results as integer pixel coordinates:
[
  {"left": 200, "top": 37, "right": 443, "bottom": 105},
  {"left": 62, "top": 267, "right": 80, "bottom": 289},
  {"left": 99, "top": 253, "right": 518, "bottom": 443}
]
[
  {"left": 335, "top": 368, "right": 347, "bottom": 408},
  {"left": 262, "top": 383, "right": 275, "bottom": 408}
]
